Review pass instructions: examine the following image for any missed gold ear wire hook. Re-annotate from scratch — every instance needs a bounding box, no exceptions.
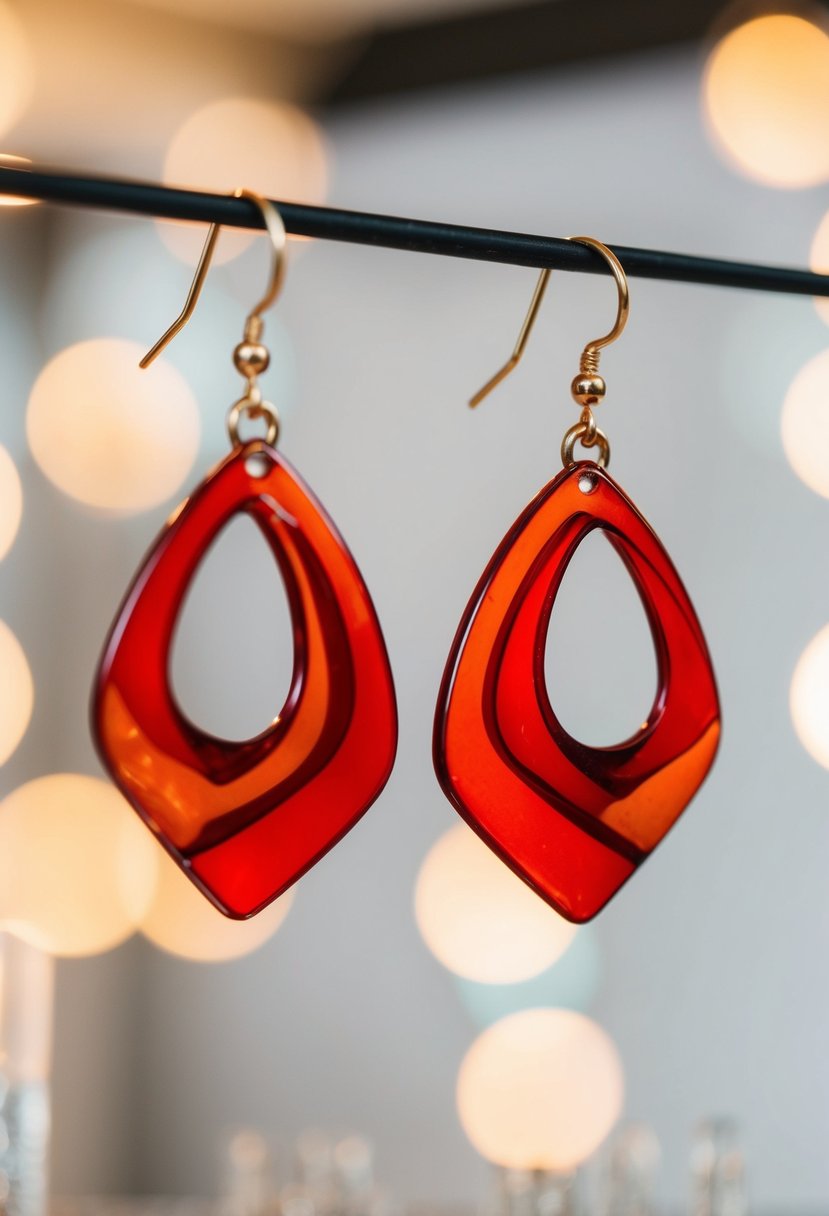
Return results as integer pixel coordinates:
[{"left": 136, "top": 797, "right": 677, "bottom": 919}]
[
  {"left": 140, "top": 188, "right": 287, "bottom": 368},
  {"left": 468, "top": 236, "right": 629, "bottom": 408},
  {"left": 568, "top": 236, "right": 629, "bottom": 377},
  {"left": 469, "top": 268, "right": 552, "bottom": 407}
]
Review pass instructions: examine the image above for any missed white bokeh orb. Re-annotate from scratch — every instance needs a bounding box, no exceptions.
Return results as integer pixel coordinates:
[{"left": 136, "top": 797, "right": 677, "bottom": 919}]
[
  {"left": 457, "top": 1008, "right": 624, "bottom": 1171},
  {"left": 414, "top": 823, "right": 577, "bottom": 984},
  {"left": 26, "top": 338, "right": 200, "bottom": 512},
  {"left": 791, "top": 623, "right": 829, "bottom": 769},
  {"left": 0, "top": 619, "right": 32, "bottom": 765},
  {"left": 160, "top": 97, "right": 328, "bottom": 264},
  {"left": 140, "top": 848, "right": 294, "bottom": 962},
  {"left": 0, "top": 444, "right": 22, "bottom": 560},
  {"left": 703, "top": 14, "right": 829, "bottom": 188},
  {"left": 0, "top": 774, "right": 159, "bottom": 957},
  {"left": 781, "top": 348, "right": 829, "bottom": 498}
]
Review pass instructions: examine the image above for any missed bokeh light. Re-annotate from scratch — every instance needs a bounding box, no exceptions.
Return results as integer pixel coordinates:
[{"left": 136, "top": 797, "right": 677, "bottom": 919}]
[
  {"left": 0, "top": 4, "right": 33, "bottom": 142},
  {"left": 415, "top": 824, "right": 577, "bottom": 984},
  {"left": 160, "top": 97, "right": 328, "bottom": 264},
  {"left": 0, "top": 154, "right": 38, "bottom": 207},
  {"left": 0, "top": 774, "right": 159, "bottom": 957},
  {"left": 453, "top": 924, "right": 601, "bottom": 1028},
  {"left": 140, "top": 848, "right": 293, "bottom": 962},
  {"left": 703, "top": 13, "right": 829, "bottom": 187},
  {"left": 0, "top": 620, "right": 33, "bottom": 765},
  {"left": 809, "top": 210, "right": 829, "bottom": 326},
  {"left": 781, "top": 348, "right": 829, "bottom": 497},
  {"left": 26, "top": 338, "right": 200, "bottom": 513},
  {"left": 790, "top": 623, "right": 829, "bottom": 768},
  {"left": 456, "top": 1008, "right": 624, "bottom": 1171},
  {"left": 0, "top": 443, "right": 22, "bottom": 560}
]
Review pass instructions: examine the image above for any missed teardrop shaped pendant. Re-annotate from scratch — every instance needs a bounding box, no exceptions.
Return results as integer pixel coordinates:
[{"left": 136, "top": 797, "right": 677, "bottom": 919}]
[
  {"left": 433, "top": 459, "right": 720, "bottom": 923},
  {"left": 93, "top": 193, "right": 398, "bottom": 918},
  {"left": 93, "top": 439, "right": 397, "bottom": 918}
]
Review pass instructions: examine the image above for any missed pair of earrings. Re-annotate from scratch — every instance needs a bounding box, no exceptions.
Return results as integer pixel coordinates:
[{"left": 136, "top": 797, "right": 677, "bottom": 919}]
[{"left": 92, "top": 192, "right": 720, "bottom": 925}]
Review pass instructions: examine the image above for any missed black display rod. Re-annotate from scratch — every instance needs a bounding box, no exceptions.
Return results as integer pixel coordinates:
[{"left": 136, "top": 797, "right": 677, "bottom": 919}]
[{"left": 0, "top": 164, "right": 826, "bottom": 297}]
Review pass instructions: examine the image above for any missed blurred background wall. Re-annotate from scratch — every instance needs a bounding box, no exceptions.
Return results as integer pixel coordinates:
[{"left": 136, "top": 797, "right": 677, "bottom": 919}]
[{"left": 0, "top": 1, "right": 827, "bottom": 1213}]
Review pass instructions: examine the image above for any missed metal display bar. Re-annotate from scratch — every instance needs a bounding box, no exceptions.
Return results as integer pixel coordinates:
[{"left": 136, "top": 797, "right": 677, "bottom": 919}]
[{"left": 0, "top": 164, "right": 826, "bottom": 297}]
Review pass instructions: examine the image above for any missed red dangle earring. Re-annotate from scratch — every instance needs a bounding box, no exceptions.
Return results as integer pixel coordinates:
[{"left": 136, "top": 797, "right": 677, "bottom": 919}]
[
  {"left": 92, "top": 191, "right": 397, "bottom": 918},
  {"left": 433, "top": 238, "right": 720, "bottom": 923}
]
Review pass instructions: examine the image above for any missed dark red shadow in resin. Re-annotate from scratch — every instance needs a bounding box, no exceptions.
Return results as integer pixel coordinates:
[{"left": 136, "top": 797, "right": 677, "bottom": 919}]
[
  {"left": 93, "top": 440, "right": 397, "bottom": 918},
  {"left": 434, "top": 461, "right": 719, "bottom": 923}
]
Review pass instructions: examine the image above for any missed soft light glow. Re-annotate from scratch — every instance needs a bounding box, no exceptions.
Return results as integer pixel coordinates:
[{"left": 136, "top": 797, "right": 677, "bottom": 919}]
[
  {"left": 414, "top": 824, "right": 577, "bottom": 984},
  {"left": 703, "top": 14, "right": 829, "bottom": 187},
  {"left": 0, "top": 5, "right": 33, "bottom": 142},
  {"left": 456, "top": 1009, "right": 624, "bottom": 1171},
  {"left": 809, "top": 210, "right": 829, "bottom": 326},
  {"left": 0, "top": 620, "right": 33, "bottom": 766},
  {"left": 160, "top": 97, "right": 328, "bottom": 264},
  {"left": 26, "top": 338, "right": 200, "bottom": 513},
  {"left": 790, "top": 623, "right": 829, "bottom": 768},
  {"left": 140, "top": 849, "right": 293, "bottom": 961},
  {"left": 781, "top": 348, "right": 829, "bottom": 497},
  {"left": 0, "top": 444, "right": 22, "bottom": 560},
  {"left": 0, "top": 774, "right": 159, "bottom": 957},
  {"left": 454, "top": 925, "right": 602, "bottom": 1028},
  {"left": 0, "top": 154, "right": 38, "bottom": 207}
]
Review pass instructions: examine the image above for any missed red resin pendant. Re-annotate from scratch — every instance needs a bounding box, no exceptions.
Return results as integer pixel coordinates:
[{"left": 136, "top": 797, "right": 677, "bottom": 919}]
[
  {"left": 93, "top": 440, "right": 397, "bottom": 918},
  {"left": 434, "top": 460, "right": 720, "bottom": 923}
]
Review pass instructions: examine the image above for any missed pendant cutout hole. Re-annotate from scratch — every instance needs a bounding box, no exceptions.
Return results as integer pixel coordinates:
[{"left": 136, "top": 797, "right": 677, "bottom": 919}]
[
  {"left": 171, "top": 513, "right": 293, "bottom": 742},
  {"left": 544, "top": 530, "right": 658, "bottom": 747}
]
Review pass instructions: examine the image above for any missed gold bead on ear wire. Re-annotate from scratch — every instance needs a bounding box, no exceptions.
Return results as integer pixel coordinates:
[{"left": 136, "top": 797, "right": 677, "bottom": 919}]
[
  {"left": 234, "top": 342, "right": 271, "bottom": 379},
  {"left": 571, "top": 373, "right": 606, "bottom": 408}
]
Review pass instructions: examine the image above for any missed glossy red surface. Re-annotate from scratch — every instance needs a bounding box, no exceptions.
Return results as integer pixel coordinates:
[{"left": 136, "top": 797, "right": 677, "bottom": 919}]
[
  {"left": 434, "top": 461, "right": 720, "bottom": 923},
  {"left": 93, "top": 440, "right": 397, "bottom": 918}
]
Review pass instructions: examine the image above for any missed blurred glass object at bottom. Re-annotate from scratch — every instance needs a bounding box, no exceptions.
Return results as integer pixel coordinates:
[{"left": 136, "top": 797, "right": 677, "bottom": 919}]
[
  {"left": 690, "top": 1119, "right": 746, "bottom": 1216},
  {"left": 600, "top": 1123, "right": 661, "bottom": 1216},
  {"left": 485, "top": 1168, "right": 577, "bottom": 1216},
  {"left": 0, "top": 933, "right": 54, "bottom": 1216}
]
